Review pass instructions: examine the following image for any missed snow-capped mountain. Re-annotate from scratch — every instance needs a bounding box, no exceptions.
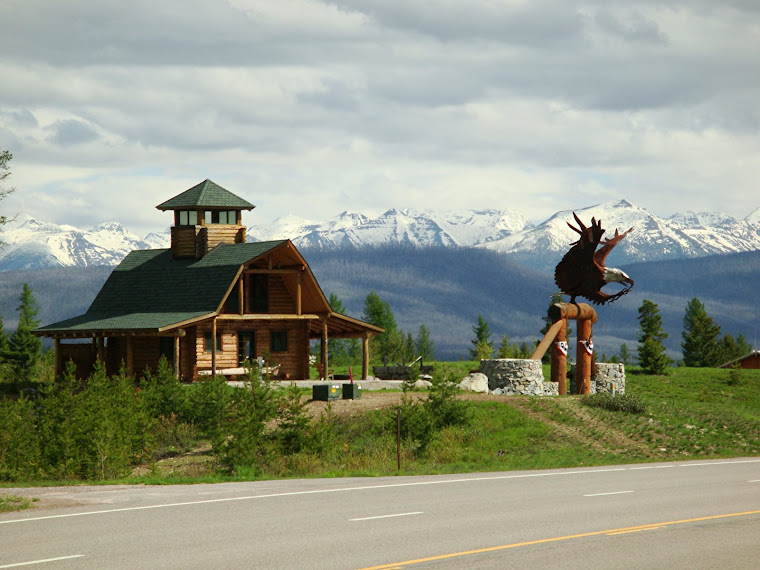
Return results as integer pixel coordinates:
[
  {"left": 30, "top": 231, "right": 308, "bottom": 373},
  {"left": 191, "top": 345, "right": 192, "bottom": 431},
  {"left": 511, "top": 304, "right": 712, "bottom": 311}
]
[
  {"left": 479, "top": 199, "right": 760, "bottom": 269},
  {"left": 2, "top": 200, "right": 760, "bottom": 272},
  {"left": 0, "top": 214, "right": 169, "bottom": 271}
]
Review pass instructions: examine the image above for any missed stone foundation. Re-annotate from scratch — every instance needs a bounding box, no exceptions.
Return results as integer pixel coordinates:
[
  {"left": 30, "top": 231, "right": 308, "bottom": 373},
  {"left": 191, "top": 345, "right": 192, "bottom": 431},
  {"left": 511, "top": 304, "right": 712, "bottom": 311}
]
[{"left": 480, "top": 359, "right": 547, "bottom": 396}]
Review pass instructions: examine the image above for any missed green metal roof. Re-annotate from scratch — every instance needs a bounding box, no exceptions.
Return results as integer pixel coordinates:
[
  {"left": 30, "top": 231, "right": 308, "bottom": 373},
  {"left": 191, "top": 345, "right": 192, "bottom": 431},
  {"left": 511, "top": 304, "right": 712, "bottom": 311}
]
[
  {"left": 36, "top": 241, "right": 286, "bottom": 334},
  {"left": 156, "top": 179, "right": 255, "bottom": 211}
]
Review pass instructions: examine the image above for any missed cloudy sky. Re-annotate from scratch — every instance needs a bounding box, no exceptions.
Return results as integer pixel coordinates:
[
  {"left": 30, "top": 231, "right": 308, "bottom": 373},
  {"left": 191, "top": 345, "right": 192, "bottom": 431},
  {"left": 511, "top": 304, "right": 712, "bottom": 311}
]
[{"left": 1, "top": 0, "right": 759, "bottom": 236}]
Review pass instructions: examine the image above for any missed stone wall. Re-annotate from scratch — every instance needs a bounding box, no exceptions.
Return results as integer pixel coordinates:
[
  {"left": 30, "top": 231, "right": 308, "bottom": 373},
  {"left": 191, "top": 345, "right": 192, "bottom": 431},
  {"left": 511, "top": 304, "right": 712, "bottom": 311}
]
[
  {"left": 480, "top": 359, "right": 548, "bottom": 396},
  {"left": 591, "top": 362, "right": 626, "bottom": 394}
]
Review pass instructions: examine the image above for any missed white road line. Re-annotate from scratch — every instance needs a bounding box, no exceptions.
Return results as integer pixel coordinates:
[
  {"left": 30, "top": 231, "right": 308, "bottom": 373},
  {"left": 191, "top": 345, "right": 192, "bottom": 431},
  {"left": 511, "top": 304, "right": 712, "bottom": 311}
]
[
  {"left": 350, "top": 511, "right": 423, "bottom": 522},
  {"left": 0, "top": 555, "right": 85, "bottom": 568},
  {"left": 3, "top": 459, "right": 760, "bottom": 526},
  {"left": 584, "top": 491, "right": 635, "bottom": 497},
  {"left": 629, "top": 466, "right": 674, "bottom": 470},
  {"left": 749, "top": 480, "right": 760, "bottom": 483},
  {"left": 678, "top": 459, "right": 760, "bottom": 467}
]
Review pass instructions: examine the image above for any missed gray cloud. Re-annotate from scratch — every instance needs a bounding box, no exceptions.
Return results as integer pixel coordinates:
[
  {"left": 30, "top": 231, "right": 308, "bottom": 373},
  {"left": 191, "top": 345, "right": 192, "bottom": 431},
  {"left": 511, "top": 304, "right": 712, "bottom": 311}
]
[
  {"left": 48, "top": 120, "right": 100, "bottom": 146},
  {"left": 0, "top": 0, "right": 758, "bottom": 235}
]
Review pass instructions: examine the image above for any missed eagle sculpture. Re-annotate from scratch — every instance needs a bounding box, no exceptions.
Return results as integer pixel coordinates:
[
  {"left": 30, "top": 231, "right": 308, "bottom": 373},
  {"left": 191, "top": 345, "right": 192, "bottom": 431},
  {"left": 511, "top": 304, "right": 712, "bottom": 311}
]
[{"left": 554, "top": 213, "right": 634, "bottom": 305}]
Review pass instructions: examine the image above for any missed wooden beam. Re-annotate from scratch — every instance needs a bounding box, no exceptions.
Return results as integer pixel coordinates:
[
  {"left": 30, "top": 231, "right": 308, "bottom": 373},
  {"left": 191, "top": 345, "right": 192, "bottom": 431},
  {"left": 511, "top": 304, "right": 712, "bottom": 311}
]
[
  {"left": 576, "top": 318, "right": 593, "bottom": 395},
  {"left": 238, "top": 278, "right": 244, "bottom": 316},
  {"left": 530, "top": 319, "right": 564, "bottom": 360},
  {"left": 126, "top": 336, "right": 134, "bottom": 377},
  {"left": 321, "top": 318, "right": 328, "bottom": 379},
  {"left": 211, "top": 318, "right": 217, "bottom": 379},
  {"left": 174, "top": 336, "right": 181, "bottom": 379},
  {"left": 548, "top": 302, "right": 598, "bottom": 324},
  {"left": 216, "top": 314, "right": 319, "bottom": 321},
  {"left": 54, "top": 338, "right": 62, "bottom": 379},
  {"left": 244, "top": 268, "right": 303, "bottom": 275},
  {"left": 362, "top": 334, "right": 370, "bottom": 380},
  {"left": 296, "top": 273, "right": 302, "bottom": 316}
]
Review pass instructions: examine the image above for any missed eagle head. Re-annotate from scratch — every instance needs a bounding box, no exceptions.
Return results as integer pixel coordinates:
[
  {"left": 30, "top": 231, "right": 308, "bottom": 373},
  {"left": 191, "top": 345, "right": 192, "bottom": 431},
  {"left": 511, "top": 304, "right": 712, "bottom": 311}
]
[{"left": 603, "top": 267, "right": 634, "bottom": 287}]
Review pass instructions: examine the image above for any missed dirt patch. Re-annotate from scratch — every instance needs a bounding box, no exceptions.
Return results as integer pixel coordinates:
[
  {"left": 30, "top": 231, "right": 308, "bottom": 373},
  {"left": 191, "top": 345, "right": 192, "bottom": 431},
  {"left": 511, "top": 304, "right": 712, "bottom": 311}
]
[{"left": 304, "top": 391, "right": 426, "bottom": 418}]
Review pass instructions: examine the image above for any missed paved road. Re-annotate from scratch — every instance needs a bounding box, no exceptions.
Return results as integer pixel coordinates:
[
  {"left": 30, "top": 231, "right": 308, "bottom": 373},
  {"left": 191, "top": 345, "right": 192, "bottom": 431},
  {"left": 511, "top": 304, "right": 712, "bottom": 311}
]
[{"left": 2, "top": 458, "right": 760, "bottom": 569}]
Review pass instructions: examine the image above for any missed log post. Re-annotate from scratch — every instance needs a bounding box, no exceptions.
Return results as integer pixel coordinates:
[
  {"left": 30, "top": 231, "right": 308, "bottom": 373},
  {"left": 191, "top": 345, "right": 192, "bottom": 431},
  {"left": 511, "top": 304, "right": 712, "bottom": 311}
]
[
  {"left": 320, "top": 318, "right": 329, "bottom": 379},
  {"left": 550, "top": 318, "right": 568, "bottom": 395},
  {"left": 296, "top": 274, "right": 302, "bottom": 316},
  {"left": 362, "top": 334, "right": 370, "bottom": 380},
  {"left": 97, "top": 337, "right": 105, "bottom": 364},
  {"left": 576, "top": 318, "right": 593, "bottom": 394},
  {"left": 126, "top": 336, "right": 134, "bottom": 377},
  {"left": 238, "top": 278, "right": 244, "bottom": 316},
  {"left": 211, "top": 318, "right": 217, "bottom": 379},
  {"left": 174, "top": 335, "right": 181, "bottom": 379},
  {"left": 54, "top": 338, "right": 63, "bottom": 379}
]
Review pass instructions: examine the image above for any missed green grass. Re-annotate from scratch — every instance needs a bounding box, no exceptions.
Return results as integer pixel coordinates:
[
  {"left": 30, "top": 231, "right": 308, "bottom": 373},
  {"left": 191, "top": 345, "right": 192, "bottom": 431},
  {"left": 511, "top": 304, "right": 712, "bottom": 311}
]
[{"left": 0, "top": 494, "right": 36, "bottom": 512}]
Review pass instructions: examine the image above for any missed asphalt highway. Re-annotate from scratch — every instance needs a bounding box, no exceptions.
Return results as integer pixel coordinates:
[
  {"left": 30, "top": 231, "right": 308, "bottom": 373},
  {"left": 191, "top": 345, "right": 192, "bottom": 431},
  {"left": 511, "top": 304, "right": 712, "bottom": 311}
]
[{"left": 2, "top": 458, "right": 760, "bottom": 569}]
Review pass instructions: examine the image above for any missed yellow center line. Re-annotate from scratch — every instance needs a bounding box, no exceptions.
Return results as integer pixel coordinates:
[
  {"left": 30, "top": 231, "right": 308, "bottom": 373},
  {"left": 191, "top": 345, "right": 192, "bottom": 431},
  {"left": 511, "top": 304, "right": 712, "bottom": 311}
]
[{"left": 358, "top": 509, "right": 760, "bottom": 570}]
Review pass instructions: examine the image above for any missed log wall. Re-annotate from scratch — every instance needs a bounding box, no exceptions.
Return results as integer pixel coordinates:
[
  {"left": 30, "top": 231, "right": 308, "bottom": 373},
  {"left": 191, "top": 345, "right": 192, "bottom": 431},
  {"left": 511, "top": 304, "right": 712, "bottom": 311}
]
[{"left": 269, "top": 276, "right": 296, "bottom": 313}]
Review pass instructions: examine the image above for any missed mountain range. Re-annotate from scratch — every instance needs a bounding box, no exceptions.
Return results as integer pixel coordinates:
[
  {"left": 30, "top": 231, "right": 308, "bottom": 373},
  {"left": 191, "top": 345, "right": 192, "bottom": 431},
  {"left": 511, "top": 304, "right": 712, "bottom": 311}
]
[{"left": 2, "top": 199, "right": 760, "bottom": 271}]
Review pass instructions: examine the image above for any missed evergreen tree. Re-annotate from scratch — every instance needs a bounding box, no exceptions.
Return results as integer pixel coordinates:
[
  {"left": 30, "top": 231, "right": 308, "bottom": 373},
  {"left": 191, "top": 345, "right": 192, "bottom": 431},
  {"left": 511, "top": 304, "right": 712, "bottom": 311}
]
[
  {"left": 8, "top": 284, "right": 43, "bottom": 381},
  {"left": 469, "top": 315, "right": 493, "bottom": 360},
  {"left": 363, "top": 291, "right": 402, "bottom": 362},
  {"left": 327, "top": 293, "right": 360, "bottom": 365},
  {"left": 415, "top": 324, "right": 435, "bottom": 361},
  {"left": 717, "top": 333, "right": 752, "bottom": 365},
  {"left": 618, "top": 343, "right": 632, "bottom": 366},
  {"left": 496, "top": 333, "right": 512, "bottom": 358},
  {"left": 681, "top": 297, "right": 722, "bottom": 367},
  {"left": 637, "top": 299, "right": 671, "bottom": 374}
]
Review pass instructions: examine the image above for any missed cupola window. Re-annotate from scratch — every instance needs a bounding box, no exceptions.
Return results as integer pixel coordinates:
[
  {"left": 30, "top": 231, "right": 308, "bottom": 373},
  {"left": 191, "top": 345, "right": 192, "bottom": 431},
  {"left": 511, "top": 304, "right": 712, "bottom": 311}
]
[
  {"left": 204, "top": 210, "right": 238, "bottom": 224},
  {"left": 178, "top": 210, "right": 198, "bottom": 226}
]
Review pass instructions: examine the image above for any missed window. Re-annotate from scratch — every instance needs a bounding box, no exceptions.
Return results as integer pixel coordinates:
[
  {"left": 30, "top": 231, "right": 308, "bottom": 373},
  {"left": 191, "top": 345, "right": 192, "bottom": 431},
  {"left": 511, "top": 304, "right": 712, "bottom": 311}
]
[
  {"left": 238, "top": 331, "right": 255, "bottom": 365},
  {"left": 204, "top": 210, "right": 238, "bottom": 224},
  {"left": 178, "top": 210, "right": 198, "bottom": 226},
  {"left": 204, "top": 331, "right": 223, "bottom": 353},
  {"left": 159, "top": 337, "right": 175, "bottom": 362},
  {"left": 250, "top": 274, "right": 268, "bottom": 313},
  {"left": 271, "top": 331, "right": 287, "bottom": 352}
]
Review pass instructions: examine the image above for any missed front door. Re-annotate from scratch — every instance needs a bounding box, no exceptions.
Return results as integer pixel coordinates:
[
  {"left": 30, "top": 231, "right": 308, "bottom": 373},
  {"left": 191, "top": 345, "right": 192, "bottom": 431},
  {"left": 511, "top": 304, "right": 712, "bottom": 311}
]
[{"left": 238, "top": 331, "right": 255, "bottom": 366}]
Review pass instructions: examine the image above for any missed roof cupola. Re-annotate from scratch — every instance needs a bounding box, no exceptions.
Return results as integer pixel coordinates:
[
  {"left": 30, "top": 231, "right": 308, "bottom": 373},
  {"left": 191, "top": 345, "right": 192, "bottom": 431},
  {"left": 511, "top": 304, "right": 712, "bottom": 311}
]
[{"left": 157, "top": 179, "right": 255, "bottom": 259}]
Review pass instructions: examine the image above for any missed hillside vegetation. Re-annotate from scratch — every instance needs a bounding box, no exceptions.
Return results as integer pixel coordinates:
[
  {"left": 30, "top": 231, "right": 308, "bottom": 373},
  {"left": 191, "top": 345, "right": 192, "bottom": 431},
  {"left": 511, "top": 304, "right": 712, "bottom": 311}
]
[{"left": 2, "top": 365, "right": 759, "bottom": 485}]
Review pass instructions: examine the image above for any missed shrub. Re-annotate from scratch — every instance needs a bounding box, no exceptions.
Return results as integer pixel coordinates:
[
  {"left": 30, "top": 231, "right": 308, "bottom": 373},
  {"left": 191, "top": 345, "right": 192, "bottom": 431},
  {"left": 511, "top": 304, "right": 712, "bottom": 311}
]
[{"left": 582, "top": 392, "right": 648, "bottom": 414}]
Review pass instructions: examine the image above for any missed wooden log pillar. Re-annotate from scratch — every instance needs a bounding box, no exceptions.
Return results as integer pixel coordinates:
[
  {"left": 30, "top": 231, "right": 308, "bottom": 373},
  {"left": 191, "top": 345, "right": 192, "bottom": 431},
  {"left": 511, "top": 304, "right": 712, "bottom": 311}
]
[
  {"left": 576, "top": 318, "right": 593, "bottom": 394},
  {"left": 362, "top": 334, "right": 370, "bottom": 380},
  {"left": 174, "top": 336, "right": 181, "bottom": 379},
  {"left": 320, "top": 318, "right": 329, "bottom": 380},
  {"left": 126, "top": 336, "right": 134, "bottom": 377},
  {"left": 96, "top": 337, "right": 105, "bottom": 364},
  {"left": 238, "top": 278, "right": 244, "bottom": 316},
  {"left": 211, "top": 318, "right": 217, "bottom": 379},
  {"left": 54, "top": 338, "right": 63, "bottom": 379},
  {"left": 296, "top": 274, "right": 302, "bottom": 316},
  {"left": 550, "top": 318, "right": 568, "bottom": 395}
]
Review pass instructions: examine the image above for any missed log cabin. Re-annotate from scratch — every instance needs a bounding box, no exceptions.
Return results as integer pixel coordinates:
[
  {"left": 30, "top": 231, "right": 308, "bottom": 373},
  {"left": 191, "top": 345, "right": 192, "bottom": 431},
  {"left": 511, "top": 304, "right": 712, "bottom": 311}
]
[{"left": 34, "top": 179, "right": 383, "bottom": 381}]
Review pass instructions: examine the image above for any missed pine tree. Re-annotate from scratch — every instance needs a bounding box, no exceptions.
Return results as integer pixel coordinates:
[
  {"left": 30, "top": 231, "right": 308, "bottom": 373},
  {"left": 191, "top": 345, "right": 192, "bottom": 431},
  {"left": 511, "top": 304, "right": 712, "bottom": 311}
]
[
  {"left": 496, "top": 333, "right": 512, "bottom": 358},
  {"left": 8, "top": 283, "right": 43, "bottom": 381},
  {"left": 618, "top": 343, "right": 632, "bottom": 366},
  {"left": 469, "top": 315, "right": 493, "bottom": 360},
  {"left": 363, "top": 291, "right": 402, "bottom": 362},
  {"left": 637, "top": 299, "right": 671, "bottom": 374},
  {"left": 327, "top": 293, "right": 360, "bottom": 365},
  {"left": 415, "top": 324, "right": 435, "bottom": 361},
  {"left": 681, "top": 297, "right": 722, "bottom": 367}
]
